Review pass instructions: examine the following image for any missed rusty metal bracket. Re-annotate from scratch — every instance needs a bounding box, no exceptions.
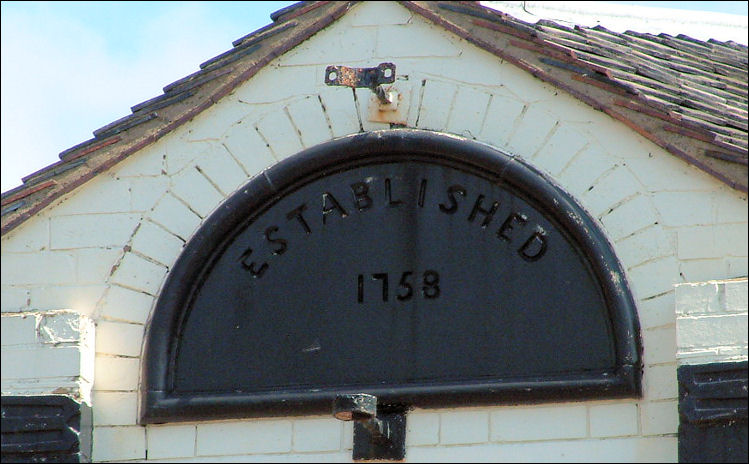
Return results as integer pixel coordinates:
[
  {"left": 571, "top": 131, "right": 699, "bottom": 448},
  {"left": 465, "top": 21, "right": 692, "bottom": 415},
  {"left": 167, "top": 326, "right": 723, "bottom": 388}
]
[{"left": 325, "top": 63, "right": 396, "bottom": 104}]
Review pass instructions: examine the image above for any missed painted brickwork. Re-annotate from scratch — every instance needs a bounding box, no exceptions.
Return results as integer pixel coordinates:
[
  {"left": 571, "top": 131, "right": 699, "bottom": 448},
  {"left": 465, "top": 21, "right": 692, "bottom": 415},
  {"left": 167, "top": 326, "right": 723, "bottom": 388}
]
[
  {"left": 675, "top": 278, "right": 748, "bottom": 366},
  {"left": 1, "top": 2, "right": 746, "bottom": 462}
]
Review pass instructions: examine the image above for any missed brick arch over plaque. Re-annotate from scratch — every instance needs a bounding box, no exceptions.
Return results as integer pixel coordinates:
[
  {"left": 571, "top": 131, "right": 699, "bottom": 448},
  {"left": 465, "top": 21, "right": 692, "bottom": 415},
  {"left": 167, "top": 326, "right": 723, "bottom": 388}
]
[{"left": 140, "top": 130, "right": 642, "bottom": 424}]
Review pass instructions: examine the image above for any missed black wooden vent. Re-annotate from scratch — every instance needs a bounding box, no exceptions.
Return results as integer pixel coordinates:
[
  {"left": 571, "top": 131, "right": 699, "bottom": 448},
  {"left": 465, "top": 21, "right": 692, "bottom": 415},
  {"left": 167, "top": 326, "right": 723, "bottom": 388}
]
[
  {"left": 678, "top": 361, "right": 748, "bottom": 463},
  {"left": 1, "top": 395, "right": 92, "bottom": 463}
]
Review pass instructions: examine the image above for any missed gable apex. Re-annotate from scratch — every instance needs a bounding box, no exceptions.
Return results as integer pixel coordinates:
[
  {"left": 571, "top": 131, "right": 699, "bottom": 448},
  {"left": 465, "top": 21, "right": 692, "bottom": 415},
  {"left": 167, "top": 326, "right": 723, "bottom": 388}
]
[{"left": 2, "top": 0, "right": 746, "bottom": 235}]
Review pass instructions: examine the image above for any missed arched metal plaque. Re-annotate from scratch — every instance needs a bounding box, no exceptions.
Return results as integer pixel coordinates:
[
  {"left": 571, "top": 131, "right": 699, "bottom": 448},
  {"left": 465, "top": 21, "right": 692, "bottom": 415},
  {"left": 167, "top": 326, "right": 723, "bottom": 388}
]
[{"left": 141, "top": 130, "right": 641, "bottom": 423}]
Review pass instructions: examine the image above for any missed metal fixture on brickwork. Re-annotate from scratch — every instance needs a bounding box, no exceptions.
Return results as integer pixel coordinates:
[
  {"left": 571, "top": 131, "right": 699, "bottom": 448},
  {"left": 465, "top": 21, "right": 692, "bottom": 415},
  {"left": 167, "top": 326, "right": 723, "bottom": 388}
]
[
  {"left": 333, "top": 393, "right": 406, "bottom": 460},
  {"left": 325, "top": 62, "right": 396, "bottom": 104}
]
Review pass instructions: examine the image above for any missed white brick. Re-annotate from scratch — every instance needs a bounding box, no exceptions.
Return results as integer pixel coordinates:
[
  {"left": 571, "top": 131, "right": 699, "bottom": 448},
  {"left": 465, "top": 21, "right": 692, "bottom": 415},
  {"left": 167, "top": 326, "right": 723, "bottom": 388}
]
[
  {"left": 293, "top": 418, "right": 341, "bottom": 452},
  {"left": 76, "top": 248, "right": 122, "bottom": 284},
  {"left": 222, "top": 119, "right": 277, "bottom": 175},
  {"left": 478, "top": 93, "right": 526, "bottom": 150},
  {"left": 628, "top": 256, "right": 680, "bottom": 300},
  {"left": 600, "top": 195, "right": 658, "bottom": 241},
  {"left": 286, "top": 96, "right": 332, "bottom": 148},
  {"left": 354, "top": 87, "right": 390, "bottom": 133},
  {"left": 727, "top": 257, "right": 748, "bottom": 277},
  {"left": 490, "top": 404, "right": 587, "bottom": 442},
  {"left": 558, "top": 144, "right": 616, "bottom": 197},
  {"left": 350, "top": 0, "right": 413, "bottom": 25},
  {"left": 640, "top": 400, "right": 678, "bottom": 436},
  {"left": 51, "top": 175, "right": 131, "bottom": 215},
  {"left": 170, "top": 167, "right": 223, "bottom": 218},
  {"left": 406, "top": 412, "right": 440, "bottom": 446},
  {"left": 643, "top": 326, "right": 676, "bottom": 365},
  {"left": 377, "top": 23, "right": 461, "bottom": 58},
  {"left": 164, "top": 138, "right": 210, "bottom": 176},
  {"left": 1, "top": 346, "right": 81, "bottom": 379},
  {"left": 148, "top": 424, "right": 196, "bottom": 459},
  {"left": 342, "top": 420, "right": 353, "bottom": 451},
  {"left": 675, "top": 281, "right": 721, "bottom": 316},
  {"left": 319, "top": 88, "right": 361, "bottom": 138},
  {"left": 628, "top": 156, "right": 718, "bottom": 192},
  {"left": 2, "top": 251, "right": 76, "bottom": 285},
  {"left": 92, "top": 391, "right": 138, "bottom": 426},
  {"left": 653, "top": 191, "right": 715, "bottom": 227},
  {"left": 589, "top": 403, "right": 639, "bottom": 437},
  {"left": 130, "top": 221, "right": 184, "bottom": 267},
  {"left": 197, "top": 420, "right": 292, "bottom": 455},
  {"left": 194, "top": 145, "right": 248, "bottom": 197},
  {"left": 638, "top": 292, "right": 676, "bottom": 329},
  {"left": 113, "top": 143, "right": 164, "bottom": 177},
  {"left": 1, "top": 286, "right": 30, "bottom": 312},
  {"left": 643, "top": 364, "right": 677, "bottom": 400},
  {"left": 447, "top": 87, "right": 491, "bottom": 138},
  {"left": 0, "top": 314, "right": 37, "bottom": 346},
  {"left": 150, "top": 193, "right": 202, "bottom": 241},
  {"left": 96, "top": 321, "right": 143, "bottom": 357},
  {"left": 441, "top": 410, "right": 489, "bottom": 445},
  {"left": 716, "top": 194, "right": 748, "bottom": 223},
  {"left": 0, "top": 220, "right": 48, "bottom": 252},
  {"left": 582, "top": 167, "right": 642, "bottom": 218},
  {"left": 30, "top": 285, "right": 106, "bottom": 315},
  {"left": 679, "top": 259, "right": 734, "bottom": 284},
  {"left": 724, "top": 279, "right": 748, "bottom": 313},
  {"left": 677, "top": 314, "right": 747, "bottom": 349},
  {"left": 279, "top": 22, "right": 376, "bottom": 66},
  {"left": 417, "top": 79, "right": 457, "bottom": 132},
  {"left": 94, "top": 356, "right": 140, "bottom": 391},
  {"left": 110, "top": 253, "right": 167, "bottom": 296},
  {"left": 92, "top": 426, "right": 145, "bottom": 461},
  {"left": 37, "top": 311, "right": 91, "bottom": 344},
  {"left": 507, "top": 105, "right": 558, "bottom": 157},
  {"left": 616, "top": 226, "right": 675, "bottom": 270},
  {"left": 408, "top": 437, "right": 676, "bottom": 463},
  {"left": 532, "top": 124, "right": 587, "bottom": 176},
  {"left": 677, "top": 224, "right": 748, "bottom": 260},
  {"left": 50, "top": 213, "right": 140, "bottom": 250},
  {"left": 100, "top": 285, "right": 153, "bottom": 325},
  {"left": 256, "top": 110, "right": 304, "bottom": 160}
]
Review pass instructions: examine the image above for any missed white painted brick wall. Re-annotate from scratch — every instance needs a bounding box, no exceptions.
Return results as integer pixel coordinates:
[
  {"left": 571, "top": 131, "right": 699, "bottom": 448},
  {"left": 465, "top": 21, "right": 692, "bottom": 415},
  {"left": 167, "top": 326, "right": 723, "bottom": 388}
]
[
  {"left": 3, "top": 1, "right": 748, "bottom": 462},
  {"left": 589, "top": 403, "right": 639, "bottom": 438},
  {"left": 1, "top": 311, "right": 94, "bottom": 400},
  {"left": 440, "top": 410, "right": 489, "bottom": 445},
  {"left": 93, "top": 425, "right": 145, "bottom": 461},
  {"left": 147, "top": 424, "right": 197, "bottom": 459},
  {"left": 490, "top": 404, "right": 587, "bottom": 441},
  {"left": 196, "top": 420, "right": 293, "bottom": 456},
  {"left": 292, "top": 418, "right": 342, "bottom": 452},
  {"left": 675, "top": 278, "right": 748, "bottom": 365}
]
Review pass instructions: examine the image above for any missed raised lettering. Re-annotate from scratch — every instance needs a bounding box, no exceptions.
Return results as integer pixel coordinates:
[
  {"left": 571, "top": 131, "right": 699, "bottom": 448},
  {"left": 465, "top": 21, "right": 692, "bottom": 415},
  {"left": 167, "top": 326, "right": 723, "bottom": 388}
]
[
  {"left": 468, "top": 194, "right": 500, "bottom": 228},
  {"left": 418, "top": 179, "right": 427, "bottom": 208},
  {"left": 497, "top": 212, "right": 528, "bottom": 241},
  {"left": 322, "top": 192, "right": 348, "bottom": 224},
  {"left": 350, "top": 182, "right": 373, "bottom": 211},
  {"left": 518, "top": 228, "right": 548, "bottom": 262},
  {"left": 286, "top": 203, "right": 312, "bottom": 234},
  {"left": 238, "top": 247, "right": 268, "bottom": 278},
  {"left": 439, "top": 185, "right": 467, "bottom": 214},
  {"left": 385, "top": 178, "right": 403, "bottom": 207},
  {"left": 264, "top": 226, "right": 287, "bottom": 255}
]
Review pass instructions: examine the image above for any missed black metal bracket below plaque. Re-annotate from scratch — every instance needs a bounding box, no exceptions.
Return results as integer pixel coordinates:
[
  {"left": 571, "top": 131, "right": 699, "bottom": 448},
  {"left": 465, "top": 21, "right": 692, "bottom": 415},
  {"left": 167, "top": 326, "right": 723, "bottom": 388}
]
[
  {"left": 353, "top": 411, "right": 406, "bottom": 461},
  {"left": 333, "top": 394, "right": 407, "bottom": 460}
]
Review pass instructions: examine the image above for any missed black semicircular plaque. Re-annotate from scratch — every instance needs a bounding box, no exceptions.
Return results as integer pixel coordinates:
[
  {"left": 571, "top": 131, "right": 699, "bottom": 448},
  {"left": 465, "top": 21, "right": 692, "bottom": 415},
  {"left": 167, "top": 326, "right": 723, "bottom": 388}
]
[{"left": 141, "top": 130, "right": 641, "bottom": 424}]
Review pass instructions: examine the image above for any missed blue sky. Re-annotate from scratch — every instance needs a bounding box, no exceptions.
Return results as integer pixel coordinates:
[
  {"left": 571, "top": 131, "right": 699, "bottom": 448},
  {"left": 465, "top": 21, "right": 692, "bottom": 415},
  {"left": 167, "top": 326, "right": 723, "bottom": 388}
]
[{"left": 1, "top": 1, "right": 747, "bottom": 192}]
